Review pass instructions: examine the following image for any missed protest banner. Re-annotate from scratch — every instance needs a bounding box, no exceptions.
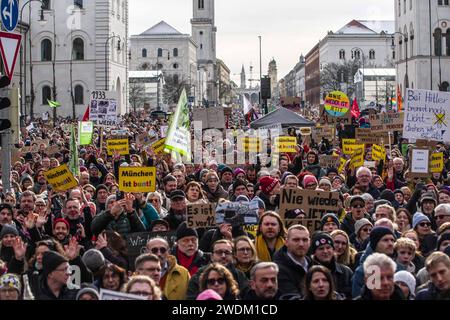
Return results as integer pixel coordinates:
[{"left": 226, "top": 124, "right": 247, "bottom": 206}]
[
  {"left": 372, "top": 144, "right": 386, "bottom": 161},
  {"left": 342, "top": 139, "right": 364, "bottom": 155},
  {"left": 241, "top": 137, "right": 261, "bottom": 152},
  {"left": 186, "top": 203, "right": 216, "bottom": 229},
  {"left": 193, "top": 107, "right": 225, "bottom": 129},
  {"left": 319, "top": 155, "right": 340, "bottom": 168},
  {"left": 338, "top": 157, "right": 347, "bottom": 173},
  {"left": 319, "top": 105, "right": 352, "bottom": 125},
  {"left": 403, "top": 89, "right": 450, "bottom": 142},
  {"left": 430, "top": 152, "right": 444, "bottom": 173},
  {"left": 355, "top": 128, "right": 389, "bottom": 144},
  {"left": 118, "top": 167, "right": 156, "bottom": 193},
  {"left": 324, "top": 91, "right": 350, "bottom": 117},
  {"left": 349, "top": 148, "right": 364, "bottom": 169},
  {"left": 300, "top": 127, "right": 312, "bottom": 136},
  {"left": 312, "top": 125, "right": 334, "bottom": 141},
  {"left": 274, "top": 136, "right": 297, "bottom": 153},
  {"left": 106, "top": 139, "right": 129, "bottom": 155},
  {"left": 369, "top": 112, "right": 404, "bottom": 133},
  {"left": 279, "top": 188, "right": 341, "bottom": 232},
  {"left": 99, "top": 289, "right": 146, "bottom": 301},
  {"left": 89, "top": 90, "right": 118, "bottom": 126},
  {"left": 136, "top": 133, "right": 155, "bottom": 147},
  {"left": 43, "top": 164, "right": 78, "bottom": 191},
  {"left": 160, "top": 125, "right": 169, "bottom": 138},
  {"left": 78, "top": 121, "right": 94, "bottom": 145},
  {"left": 409, "top": 148, "right": 430, "bottom": 177},
  {"left": 215, "top": 201, "right": 259, "bottom": 227},
  {"left": 151, "top": 138, "right": 166, "bottom": 155}
]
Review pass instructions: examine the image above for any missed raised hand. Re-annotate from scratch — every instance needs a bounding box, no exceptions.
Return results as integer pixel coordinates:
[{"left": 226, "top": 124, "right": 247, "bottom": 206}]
[
  {"left": 36, "top": 211, "right": 49, "bottom": 228},
  {"left": 24, "top": 213, "right": 36, "bottom": 230},
  {"left": 13, "top": 237, "right": 27, "bottom": 260},
  {"left": 124, "top": 193, "right": 135, "bottom": 213},
  {"left": 64, "top": 237, "right": 80, "bottom": 261},
  {"left": 95, "top": 233, "right": 108, "bottom": 250}
]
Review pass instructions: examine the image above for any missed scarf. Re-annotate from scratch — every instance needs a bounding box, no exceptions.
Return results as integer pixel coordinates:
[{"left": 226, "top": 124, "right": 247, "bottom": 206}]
[{"left": 255, "top": 234, "right": 285, "bottom": 262}]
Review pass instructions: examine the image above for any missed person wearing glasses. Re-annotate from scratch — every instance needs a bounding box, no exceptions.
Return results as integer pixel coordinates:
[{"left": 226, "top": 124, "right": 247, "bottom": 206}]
[
  {"left": 341, "top": 196, "right": 373, "bottom": 237},
  {"left": 232, "top": 236, "right": 258, "bottom": 279},
  {"left": 350, "top": 218, "right": 373, "bottom": 252},
  {"left": 435, "top": 204, "right": 450, "bottom": 228},
  {"left": 412, "top": 213, "right": 436, "bottom": 256},
  {"left": 125, "top": 275, "right": 162, "bottom": 300},
  {"left": 198, "top": 263, "right": 240, "bottom": 300},
  {"left": 146, "top": 237, "right": 190, "bottom": 300},
  {"left": 347, "top": 167, "right": 380, "bottom": 200},
  {"left": 134, "top": 253, "right": 162, "bottom": 286},
  {"left": 146, "top": 192, "right": 167, "bottom": 219}
]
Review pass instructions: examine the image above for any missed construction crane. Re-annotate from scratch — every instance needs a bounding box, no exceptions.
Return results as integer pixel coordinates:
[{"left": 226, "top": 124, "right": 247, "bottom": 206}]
[{"left": 232, "top": 63, "right": 260, "bottom": 89}]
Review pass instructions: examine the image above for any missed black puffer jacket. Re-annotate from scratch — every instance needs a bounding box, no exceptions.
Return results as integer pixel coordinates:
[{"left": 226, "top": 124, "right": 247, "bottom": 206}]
[
  {"left": 35, "top": 276, "right": 79, "bottom": 300},
  {"left": 91, "top": 209, "right": 145, "bottom": 237}
]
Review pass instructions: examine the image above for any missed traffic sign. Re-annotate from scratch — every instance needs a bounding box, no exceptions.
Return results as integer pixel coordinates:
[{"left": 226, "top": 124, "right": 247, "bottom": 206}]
[
  {"left": 0, "top": 31, "right": 21, "bottom": 81},
  {"left": 1, "top": 0, "right": 18, "bottom": 32}
]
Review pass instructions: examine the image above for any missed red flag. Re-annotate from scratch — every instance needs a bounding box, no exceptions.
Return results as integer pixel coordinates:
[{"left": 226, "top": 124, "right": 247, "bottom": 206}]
[
  {"left": 397, "top": 85, "right": 403, "bottom": 112},
  {"left": 82, "top": 105, "right": 90, "bottom": 121},
  {"left": 351, "top": 99, "right": 360, "bottom": 119}
]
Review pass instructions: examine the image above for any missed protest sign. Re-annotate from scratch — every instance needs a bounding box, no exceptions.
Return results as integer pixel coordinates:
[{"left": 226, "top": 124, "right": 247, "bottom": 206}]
[
  {"left": 136, "top": 133, "right": 155, "bottom": 147},
  {"left": 338, "top": 157, "right": 347, "bottom": 173},
  {"left": 274, "top": 136, "right": 296, "bottom": 153},
  {"left": 342, "top": 139, "right": 364, "bottom": 155},
  {"left": 410, "top": 148, "right": 430, "bottom": 177},
  {"left": 99, "top": 289, "right": 146, "bottom": 301},
  {"left": 319, "top": 105, "right": 352, "bottom": 125},
  {"left": 300, "top": 127, "right": 312, "bottom": 136},
  {"left": 151, "top": 138, "right": 166, "bottom": 155},
  {"left": 118, "top": 167, "right": 156, "bottom": 193},
  {"left": 372, "top": 144, "right": 386, "bottom": 161},
  {"left": 106, "top": 139, "right": 129, "bottom": 155},
  {"left": 430, "top": 152, "right": 444, "bottom": 173},
  {"left": 313, "top": 125, "right": 334, "bottom": 141},
  {"left": 355, "top": 128, "right": 389, "bottom": 144},
  {"left": 215, "top": 201, "right": 259, "bottom": 227},
  {"left": 193, "top": 107, "right": 225, "bottom": 129},
  {"left": 46, "top": 145, "right": 60, "bottom": 157},
  {"left": 349, "top": 148, "right": 364, "bottom": 169},
  {"left": 78, "top": 121, "right": 94, "bottom": 145},
  {"left": 324, "top": 91, "right": 350, "bottom": 117},
  {"left": 241, "top": 137, "right": 261, "bottom": 152},
  {"left": 160, "top": 125, "right": 169, "bottom": 138},
  {"left": 186, "top": 203, "right": 216, "bottom": 229},
  {"left": 89, "top": 90, "right": 118, "bottom": 126},
  {"left": 403, "top": 89, "right": 450, "bottom": 142},
  {"left": 369, "top": 113, "right": 404, "bottom": 133},
  {"left": 44, "top": 164, "right": 78, "bottom": 191},
  {"left": 279, "top": 188, "right": 341, "bottom": 232},
  {"left": 319, "top": 155, "right": 340, "bottom": 168}
]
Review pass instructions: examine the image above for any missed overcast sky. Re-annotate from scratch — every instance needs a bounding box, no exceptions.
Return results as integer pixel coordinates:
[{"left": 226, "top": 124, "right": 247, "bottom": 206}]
[{"left": 129, "top": 0, "right": 394, "bottom": 84}]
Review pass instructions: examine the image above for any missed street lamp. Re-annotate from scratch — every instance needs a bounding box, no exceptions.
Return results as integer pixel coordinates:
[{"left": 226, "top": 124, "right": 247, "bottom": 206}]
[
  {"left": 351, "top": 47, "right": 366, "bottom": 109},
  {"left": 391, "top": 32, "right": 409, "bottom": 97},
  {"left": 19, "top": 0, "right": 47, "bottom": 117},
  {"left": 155, "top": 49, "right": 170, "bottom": 111},
  {"left": 104, "top": 35, "right": 122, "bottom": 91}
]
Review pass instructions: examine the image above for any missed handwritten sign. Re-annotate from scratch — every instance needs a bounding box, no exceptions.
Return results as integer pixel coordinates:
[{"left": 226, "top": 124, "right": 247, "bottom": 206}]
[
  {"left": 241, "top": 137, "right": 261, "bottom": 152},
  {"left": 324, "top": 91, "right": 350, "bottom": 117},
  {"left": 342, "top": 139, "right": 364, "bottom": 155},
  {"left": 313, "top": 125, "right": 334, "bottom": 141},
  {"left": 370, "top": 113, "right": 404, "bottom": 133},
  {"left": 430, "top": 152, "right": 444, "bottom": 173},
  {"left": 118, "top": 167, "right": 156, "bottom": 193},
  {"left": 372, "top": 144, "right": 386, "bottom": 161},
  {"left": 106, "top": 139, "right": 129, "bottom": 155},
  {"left": 300, "top": 127, "right": 312, "bottom": 136},
  {"left": 319, "top": 105, "right": 352, "bottom": 125},
  {"left": 274, "top": 136, "right": 297, "bottom": 153},
  {"left": 350, "top": 148, "right": 364, "bottom": 169},
  {"left": 410, "top": 149, "right": 430, "bottom": 176},
  {"left": 319, "top": 155, "right": 340, "bottom": 168},
  {"left": 403, "top": 89, "right": 450, "bottom": 142},
  {"left": 186, "top": 203, "right": 216, "bottom": 229},
  {"left": 151, "top": 138, "right": 166, "bottom": 155},
  {"left": 356, "top": 128, "right": 389, "bottom": 144},
  {"left": 44, "top": 164, "right": 78, "bottom": 191}
]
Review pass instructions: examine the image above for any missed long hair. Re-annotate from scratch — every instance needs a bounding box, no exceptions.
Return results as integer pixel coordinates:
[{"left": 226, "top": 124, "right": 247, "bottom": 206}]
[
  {"left": 100, "top": 263, "right": 127, "bottom": 290},
  {"left": 256, "top": 211, "right": 287, "bottom": 239},
  {"left": 105, "top": 230, "right": 128, "bottom": 257},
  {"left": 303, "top": 265, "right": 337, "bottom": 300},
  {"left": 330, "top": 230, "right": 357, "bottom": 267},
  {"left": 199, "top": 263, "right": 239, "bottom": 299}
]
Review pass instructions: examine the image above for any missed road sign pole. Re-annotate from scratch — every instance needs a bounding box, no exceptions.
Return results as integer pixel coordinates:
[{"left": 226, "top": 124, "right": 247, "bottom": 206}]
[{"left": 1, "top": 128, "right": 11, "bottom": 191}]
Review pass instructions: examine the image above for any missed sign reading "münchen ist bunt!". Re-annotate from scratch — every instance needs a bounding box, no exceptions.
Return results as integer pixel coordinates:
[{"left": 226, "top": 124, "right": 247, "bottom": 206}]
[
  {"left": 107, "top": 139, "right": 129, "bottom": 155},
  {"left": 44, "top": 164, "right": 78, "bottom": 191},
  {"left": 119, "top": 167, "right": 156, "bottom": 192}
]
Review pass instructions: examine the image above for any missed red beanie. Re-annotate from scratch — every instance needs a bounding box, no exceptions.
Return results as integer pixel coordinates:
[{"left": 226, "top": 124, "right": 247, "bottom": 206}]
[
  {"left": 53, "top": 218, "right": 70, "bottom": 230},
  {"left": 302, "top": 175, "right": 318, "bottom": 188},
  {"left": 260, "top": 176, "right": 279, "bottom": 194}
]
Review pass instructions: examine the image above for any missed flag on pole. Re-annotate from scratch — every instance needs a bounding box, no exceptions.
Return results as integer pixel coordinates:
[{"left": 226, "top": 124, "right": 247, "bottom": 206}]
[
  {"left": 164, "top": 88, "right": 191, "bottom": 162},
  {"left": 69, "top": 125, "right": 80, "bottom": 177},
  {"left": 397, "top": 85, "right": 403, "bottom": 112},
  {"left": 243, "top": 95, "right": 252, "bottom": 114},
  {"left": 351, "top": 98, "right": 360, "bottom": 119},
  {"left": 82, "top": 105, "right": 90, "bottom": 121},
  {"left": 47, "top": 100, "right": 61, "bottom": 108}
]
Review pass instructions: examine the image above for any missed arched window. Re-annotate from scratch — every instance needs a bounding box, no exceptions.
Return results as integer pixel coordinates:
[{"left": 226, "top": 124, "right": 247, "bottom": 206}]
[
  {"left": 398, "top": 0, "right": 401, "bottom": 16},
  {"left": 404, "top": 26, "right": 408, "bottom": 59},
  {"left": 72, "top": 38, "right": 84, "bottom": 60},
  {"left": 142, "top": 48, "right": 147, "bottom": 58},
  {"left": 74, "top": 85, "right": 84, "bottom": 104},
  {"left": 173, "top": 63, "right": 179, "bottom": 69},
  {"left": 42, "top": 0, "right": 50, "bottom": 10},
  {"left": 339, "top": 49, "right": 345, "bottom": 60},
  {"left": 41, "top": 39, "right": 52, "bottom": 61},
  {"left": 141, "top": 63, "right": 149, "bottom": 70},
  {"left": 369, "top": 50, "right": 375, "bottom": 60},
  {"left": 434, "top": 28, "right": 442, "bottom": 56},
  {"left": 173, "top": 48, "right": 178, "bottom": 57},
  {"left": 42, "top": 86, "right": 51, "bottom": 105},
  {"left": 157, "top": 48, "right": 162, "bottom": 57},
  {"left": 447, "top": 28, "right": 450, "bottom": 56},
  {"left": 174, "top": 74, "right": 179, "bottom": 84},
  {"left": 352, "top": 49, "right": 361, "bottom": 60},
  {"left": 440, "top": 81, "right": 449, "bottom": 92},
  {"left": 74, "top": 0, "right": 83, "bottom": 8},
  {"left": 198, "top": 0, "right": 204, "bottom": 9},
  {"left": 403, "top": 0, "right": 406, "bottom": 14},
  {"left": 116, "top": 0, "right": 120, "bottom": 19}
]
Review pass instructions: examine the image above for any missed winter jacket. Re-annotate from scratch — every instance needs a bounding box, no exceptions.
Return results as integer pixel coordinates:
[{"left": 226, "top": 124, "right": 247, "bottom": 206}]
[
  {"left": 304, "top": 164, "right": 326, "bottom": 180},
  {"left": 171, "top": 245, "right": 210, "bottom": 276},
  {"left": 416, "top": 281, "right": 450, "bottom": 300},
  {"left": 273, "top": 246, "right": 312, "bottom": 296},
  {"left": 312, "top": 258, "right": 354, "bottom": 299},
  {"left": 243, "top": 289, "right": 283, "bottom": 300},
  {"left": 354, "top": 284, "right": 405, "bottom": 300},
  {"left": 0, "top": 246, "right": 25, "bottom": 275},
  {"left": 341, "top": 212, "right": 373, "bottom": 237},
  {"left": 258, "top": 191, "right": 279, "bottom": 212},
  {"left": 163, "top": 209, "right": 187, "bottom": 231},
  {"left": 91, "top": 209, "right": 146, "bottom": 238},
  {"left": 138, "top": 203, "right": 160, "bottom": 230},
  {"left": 203, "top": 185, "right": 229, "bottom": 203},
  {"left": 35, "top": 276, "right": 79, "bottom": 300},
  {"left": 161, "top": 255, "right": 191, "bottom": 300}
]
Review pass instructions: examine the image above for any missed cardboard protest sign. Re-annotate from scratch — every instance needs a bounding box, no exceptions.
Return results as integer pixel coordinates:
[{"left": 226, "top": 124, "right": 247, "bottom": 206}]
[
  {"left": 300, "top": 127, "right": 312, "bottom": 136},
  {"left": 369, "top": 112, "right": 404, "bottom": 133},
  {"left": 342, "top": 139, "right": 364, "bottom": 155},
  {"left": 403, "top": 89, "right": 450, "bottom": 142},
  {"left": 186, "top": 203, "right": 216, "bottom": 229},
  {"left": 99, "top": 289, "right": 146, "bottom": 301},
  {"left": 430, "top": 152, "right": 444, "bottom": 173},
  {"left": 136, "top": 133, "right": 155, "bottom": 147},
  {"left": 106, "top": 139, "right": 129, "bottom": 155},
  {"left": 355, "top": 128, "right": 389, "bottom": 144},
  {"left": 312, "top": 125, "right": 333, "bottom": 141},
  {"left": 193, "top": 107, "right": 225, "bottom": 129},
  {"left": 319, "top": 105, "right": 352, "bottom": 125},
  {"left": 118, "top": 167, "right": 156, "bottom": 193},
  {"left": 46, "top": 145, "right": 60, "bottom": 157},
  {"left": 215, "top": 201, "right": 259, "bottom": 227},
  {"left": 241, "top": 137, "right": 261, "bottom": 152},
  {"left": 409, "top": 148, "right": 430, "bottom": 177},
  {"left": 151, "top": 138, "right": 166, "bottom": 155},
  {"left": 319, "top": 155, "right": 340, "bottom": 168},
  {"left": 372, "top": 144, "right": 386, "bottom": 161},
  {"left": 43, "top": 164, "right": 78, "bottom": 191},
  {"left": 350, "top": 148, "right": 364, "bottom": 169},
  {"left": 274, "top": 136, "right": 297, "bottom": 153}
]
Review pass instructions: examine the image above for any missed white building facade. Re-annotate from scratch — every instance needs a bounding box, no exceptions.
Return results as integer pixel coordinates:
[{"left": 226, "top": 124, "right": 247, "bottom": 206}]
[
  {"left": 21, "top": 0, "right": 128, "bottom": 118},
  {"left": 394, "top": 0, "right": 450, "bottom": 93}
]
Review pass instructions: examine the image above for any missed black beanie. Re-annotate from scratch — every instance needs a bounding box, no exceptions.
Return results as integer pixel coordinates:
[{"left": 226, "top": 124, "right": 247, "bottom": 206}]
[
  {"left": 320, "top": 213, "right": 340, "bottom": 230},
  {"left": 232, "top": 179, "right": 247, "bottom": 193},
  {"left": 311, "top": 232, "right": 334, "bottom": 253},
  {"left": 42, "top": 251, "right": 69, "bottom": 277},
  {"left": 95, "top": 184, "right": 108, "bottom": 198},
  {"left": 220, "top": 166, "right": 233, "bottom": 176},
  {"left": 380, "top": 189, "right": 396, "bottom": 203},
  {"left": 370, "top": 227, "right": 395, "bottom": 251},
  {"left": 176, "top": 221, "right": 198, "bottom": 241},
  {"left": 437, "top": 233, "right": 450, "bottom": 251}
]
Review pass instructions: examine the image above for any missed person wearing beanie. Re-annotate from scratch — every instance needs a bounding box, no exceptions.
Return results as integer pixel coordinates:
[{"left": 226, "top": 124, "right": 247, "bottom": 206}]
[
  {"left": 280, "top": 171, "right": 294, "bottom": 185},
  {"left": 437, "top": 233, "right": 450, "bottom": 251},
  {"left": 203, "top": 171, "right": 228, "bottom": 203},
  {"left": 258, "top": 176, "right": 280, "bottom": 211},
  {"left": 233, "top": 168, "right": 246, "bottom": 180},
  {"left": 310, "top": 232, "right": 354, "bottom": 299},
  {"left": 318, "top": 178, "right": 332, "bottom": 191},
  {"left": 411, "top": 212, "right": 437, "bottom": 257},
  {"left": 394, "top": 270, "right": 416, "bottom": 300},
  {"left": 52, "top": 218, "right": 70, "bottom": 244},
  {"left": 320, "top": 213, "right": 340, "bottom": 233},
  {"left": 149, "top": 219, "right": 170, "bottom": 232},
  {"left": 0, "top": 224, "right": 26, "bottom": 276},
  {"left": 393, "top": 189, "right": 405, "bottom": 207},
  {"left": 419, "top": 192, "right": 438, "bottom": 230},
  {"left": 196, "top": 288, "right": 223, "bottom": 300},
  {"left": 350, "top": 218, "right": 373, "bottom": 252},
  {"left": 412, "top": 212, "right": 431, "bottom": 230},
  {"left": 304, "top": 150, "right": 326, "bottom": 180},
  {"left": 302, "top": 175, "right": 318, "bottom": 190},
  {"left": 36, "top": 251, "right": 78, "bottom": 300},
  {"left": 76, "top": 284, "right": 100, "bottom": 300},
  {"left": 220, "top": 166, "right": 234, "bottom": 191},
  {"left": 232, "top": 179, "right": 249, "bottom": 199},
  {"left": 94, "top": 184, "right": 109, "bottom": 214},
  {"left": 252, "top": 196, "right": 266, "bottom": 217},
  {"left": 0, "top": 273, "right": 22, "bottom": 300}
]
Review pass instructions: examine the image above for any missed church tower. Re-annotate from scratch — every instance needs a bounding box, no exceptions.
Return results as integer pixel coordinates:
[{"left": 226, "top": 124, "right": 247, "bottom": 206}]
[
  {"left": 240, "top": 65, "right": 246, "bottom": 89},
  {"left": 191, "top": 0, "right": 218, "bottom": 105},
  {"left": 268, "top": 58, "right": 278, "bottom": 97}
]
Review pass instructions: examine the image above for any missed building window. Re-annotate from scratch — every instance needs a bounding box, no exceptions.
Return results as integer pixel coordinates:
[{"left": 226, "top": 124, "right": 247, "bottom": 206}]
[
  {"left": 72, "top": 38, "right": 84, "bottom": 60},
  {"left": 438, "top": 0, "right": 449, "bottom": 5},
  {"left": 42, "top": 86, "right": 51, "bottom": 105},
  {"left": 352, "top": 49, "right": 361, "bottom": 59},
  {"left": 174, "top": 74, "right": 179, "bottom": 84},
  {"left": 74, "top": 0, "right": 83, "bottom": 8},
  {"left": 434, "top": 28, "right": 442, "bottom": 56},
  {"left": 339, "top": 49, "right": 345, "bottom": 60},
  {"left": 157, "top": 63, "right": 163, "bottom": 70},
  {"left": 440, "top": 81, "right": 449, "bottom": 91},
  {"left": 157, "top": 48, "right": 162, "bottom": 57},
  {"left": 200, "top": 31, "right": 203, "bottom": 35},
  {"left": 447, "top": 29, "right": 450, "bottom": 55},
  {"left": 369, "top": 49, "right": 375, "bottom": 60},
  {"left": 74, "top": 85, "right": 84, "bottom": 104},
  {"left": 41, "top": 39, "right": 52, "bottom": 61},
  {"left": 392, "top": 50, "right": 396, "bottom": 60},
  {"left": 403, "top": 0, "right": 406, "bottom": 14},
  {"left": 141, "top": 63, "right": 149, "bottom": 70},
  {"left": 198, "top": 0, "right": 204, "bottom": 9},
  {"left": 173, "top": 48, "right": 178, "bottom": 57},
  {"left": 200, "top": 44, "right": 203, "bottom": 49},
  {"left": 142, "top": 48, "right": 147, "bottom": 58},
  {"left": 42, "top": 0, "right": 50, "bottom": 10},
  {"left": 409, "top": 0, "right": 412, "bottom": 9},
  {"left": 173, "top": 63, "right": 179, "bottom": 69},
  {"left": 398, "top": 0, "right": 401, "bottom": 16}
]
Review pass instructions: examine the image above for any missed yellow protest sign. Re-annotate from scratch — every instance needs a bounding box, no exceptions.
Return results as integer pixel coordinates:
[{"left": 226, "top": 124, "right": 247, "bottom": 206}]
[
  {"left": 430, "top": 152, "right": 444, "bottom": 173},
  {"left": 372, "top": 144, "right": 386, "bottom": 161},
  {"left": 274, "top": 136, "right": 297, "bottom": 153},
  {"left": 342, "top": 139, "right": 364, "bottom": 155},
  {"left": 241, "top": 137, "right": 261, "bottom": 152},
  {"left": 44, "top": 164, "right": 78, "bottom": 191},
  {"left": 151, "top": 138, "right": 166, "bottom": 155},
  {"left": 118, "top": 167, "right": 156, "bottom": 192},
  {"left": 350, "top": 148, "right": 364, "bottom": 169},
  {"left": 300, "top": 127, "right": 312, "bottom": 136},
  {"left": 338, "top": 157, "right": 347, "bottom": 173},
  {"left": 107, "top": 139, "right": 129, "bottom": 155}
]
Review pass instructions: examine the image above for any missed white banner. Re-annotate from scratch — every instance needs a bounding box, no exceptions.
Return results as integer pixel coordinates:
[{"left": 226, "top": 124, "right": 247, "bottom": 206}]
[{"left": 89, "top": 90, "right": 119, "bottom": 126}]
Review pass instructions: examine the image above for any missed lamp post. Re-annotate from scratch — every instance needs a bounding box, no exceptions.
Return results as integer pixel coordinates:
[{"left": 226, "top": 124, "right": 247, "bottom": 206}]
[
  {"left": 391, "top": 32, "right": 408, "bottom": 97},
  {"left": 155, "top": 49, "right": 170, "bottom": 111},
  {"left": 19, "top": 0, "right": 46, "bottom": 118},
  {"left": 104, "top": 35, "right": 122, "bottom": 91},
  {"left": 258, "top": 35, "right": 262, "bottom": 109},
  {"left": 351, "top": 47, "right": 365, "bottom": 109}
]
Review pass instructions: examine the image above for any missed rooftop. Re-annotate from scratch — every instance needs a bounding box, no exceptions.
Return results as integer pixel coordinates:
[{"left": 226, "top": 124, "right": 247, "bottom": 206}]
[
  {"left": 139, "top": 21, "right": 184, "bottom": 36},
  {"left": 335, "top": 20, "right": 395, "bottom": 35}
]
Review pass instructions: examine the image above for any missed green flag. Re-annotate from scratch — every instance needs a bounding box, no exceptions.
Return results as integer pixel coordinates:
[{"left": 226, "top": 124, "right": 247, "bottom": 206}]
[
  {"left": 69, "top": 125, "right": 80, "bottom": 177},
  {"left": 78, "top": 121, "right": 94, "bottom": 145},
  {"left": 47, "top": 100, "right": 61, "bottom": 108},
  {"left": 164, "top": 88, "right": 191, "bottom": 162}
]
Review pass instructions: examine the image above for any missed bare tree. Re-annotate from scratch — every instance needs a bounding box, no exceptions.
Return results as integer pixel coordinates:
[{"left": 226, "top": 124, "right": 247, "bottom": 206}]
[
  {"left": 320, "top": 60, "right": 361, "bottom": 97},
  {"left": 163, "top": 75, "right": 190, "bottom": 104},
  {"left": 129, "top": 82, "right": 146, "bottom": 113}
]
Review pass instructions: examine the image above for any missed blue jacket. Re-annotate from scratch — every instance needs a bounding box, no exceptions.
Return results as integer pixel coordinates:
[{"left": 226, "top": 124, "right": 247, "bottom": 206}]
[{"left": 139, "top": 203, "right": 160, "bottom": 230}]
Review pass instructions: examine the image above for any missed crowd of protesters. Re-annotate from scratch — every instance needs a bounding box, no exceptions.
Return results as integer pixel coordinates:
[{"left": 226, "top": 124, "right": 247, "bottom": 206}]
[{"left": 0, "top": 110, "right": 449, "bottom": 301}]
